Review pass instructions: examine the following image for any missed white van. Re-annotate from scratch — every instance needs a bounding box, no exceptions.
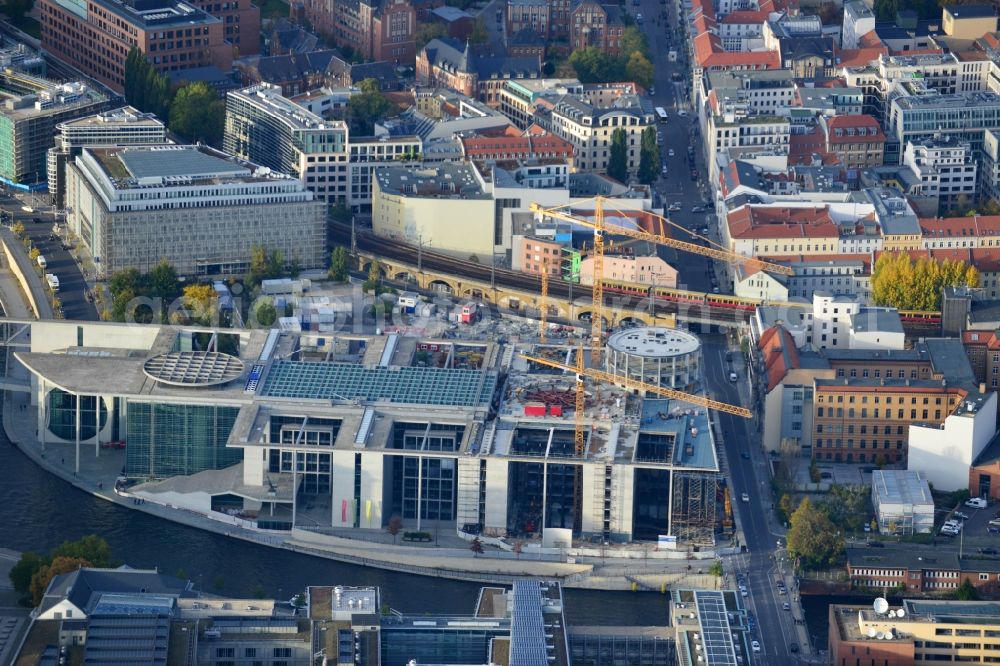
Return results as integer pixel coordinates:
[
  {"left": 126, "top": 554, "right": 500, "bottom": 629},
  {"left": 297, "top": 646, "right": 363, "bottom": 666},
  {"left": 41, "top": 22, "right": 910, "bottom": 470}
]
[
  {"left": 36, "top": 255, "right": 46, "bottom": 269},
  {"left": 45, "top": 273, "right": 59, "bottom": 291}
]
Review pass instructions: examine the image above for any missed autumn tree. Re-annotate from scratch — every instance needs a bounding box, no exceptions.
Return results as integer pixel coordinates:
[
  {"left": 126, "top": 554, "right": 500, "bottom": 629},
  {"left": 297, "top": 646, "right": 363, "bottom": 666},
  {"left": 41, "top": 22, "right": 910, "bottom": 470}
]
[
  {"left": 871, "top": 252, "right": 979, "bottom": 311},
  {"left": 820, "top": 484, "right": 870, "bottom": 534},
  {"left": 30, "top": 556, "right": 92, "bottom": 605},
  {"left": 181, "top": 283, "right": 218, "bottom": 325},
  {"left": 470, "top": 537, "right": 485, "bottom": 557},
  {"left": 786, "top": 497, "right": 844, "bottom": 569},
  {"left": 387, "top": 515, "right": 403, "bottom": 544},
  {"left": 607, "top": 128, "right": 629, "bottom": 183},
  {"left": 364, "top": 259, "right": 382, "bottom": 294},
  {"left": 625, "top": 52, "right": 654, "bottom": 89},
  {"left": 638, "top": 126, "right": 660, "bottom": 185}
]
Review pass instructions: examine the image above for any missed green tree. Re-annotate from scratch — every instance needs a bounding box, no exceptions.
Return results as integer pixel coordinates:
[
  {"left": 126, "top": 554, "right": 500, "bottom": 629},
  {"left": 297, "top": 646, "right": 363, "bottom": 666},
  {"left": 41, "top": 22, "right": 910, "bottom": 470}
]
[
  {"left": 9, "top": 552, "right": 45, "bottom": 598},
  {"left": 364, "top": 260, "right": 383, "bottom": 294},
  {"left": 348, "top": 79, "right": 393, "bottom": 135},
  {"left": 148, "top": 260, "right": 179, "bottom": 302},
  {"left": 820, "top": 485, "right": 870, "bottom": 533},
  {"left": 625, "top": 52, "right": 654, "bottom": 90},
  {"left": 786, "top": 497, "right": 844, "bottom": 569},
  {"left": 145, "top": 66, "right": 171, "bottom": 119},
  {"left": 52, "top": 535, "right": 113, "bottom": 568},
  {"left": 638, "top": 126, "right": 660, "bottom": 185},
  {"left": 955, "top": 578, "right": 979, "bottom": 600},
  {"left": 252, "top": 297, "right": 278, "bottom": 327},
  {"left": 109, "top": 267, "right": 141, "bottom": 298},
  {"left": 124, "top": 47, "right": 146, "bottom": 111},
  {"left": 248, "top": 243, "right": 269, "bottom": 287},
  {"left": 708, "top": 560, "right": 724, "bottom": 578},
  {"left": 607, "top": 128, "right": 629, "bottom": 183},
  {"left": 30, "top": 556, "right": 91, "bottom": 606},
  {"left": 169, "top": 82, "right": 225, "bottom": 144},
  {"left": 330, "top": 202, "right": 352, "bottom": 223},
  {"left": 873, "top": 0, "right": 899, "bottom": 21},
  {"left": 620, "top": 26, "right": 650, "bottom": 59},
  {"left": 872, "top": 252, "right": 980, "bottom": 310},
  {"left": 569, "top": 47, "right": 624, "bottom": 83},
  {"left": 415, "top": 23, "right": 447, "bottom": 51},
  {"left": 329, "top": 246, "right": 350, "bottom": 282},
  {"left": 4, "top": 0, "right": 35, "bottom": 21}
]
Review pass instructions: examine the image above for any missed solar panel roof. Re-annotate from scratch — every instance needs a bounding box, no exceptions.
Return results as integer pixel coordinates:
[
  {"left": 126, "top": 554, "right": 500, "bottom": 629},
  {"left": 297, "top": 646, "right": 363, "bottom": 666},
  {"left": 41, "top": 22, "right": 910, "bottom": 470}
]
[
  {"left": 695, "top": 591, "right": 739, "bottom": 666},
  {"left": 510, "top": 580, "right": 547, "bottom": 666},
  {"left": 119, "top": 148, "right": 246, "bottom": 180},
  {"left": 260, "top": 361, "right": 498, "bottom": 406}
]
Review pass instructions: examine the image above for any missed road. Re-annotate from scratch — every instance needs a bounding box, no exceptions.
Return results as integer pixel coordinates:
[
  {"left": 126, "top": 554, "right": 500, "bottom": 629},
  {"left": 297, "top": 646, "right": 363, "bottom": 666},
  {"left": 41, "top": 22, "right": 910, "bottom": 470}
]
[
  {"left": 634, "top": 1, "right": 807, "bottom": 662},
  {"left": 0, "top": 194, "right": 98, "bottom": 321}
]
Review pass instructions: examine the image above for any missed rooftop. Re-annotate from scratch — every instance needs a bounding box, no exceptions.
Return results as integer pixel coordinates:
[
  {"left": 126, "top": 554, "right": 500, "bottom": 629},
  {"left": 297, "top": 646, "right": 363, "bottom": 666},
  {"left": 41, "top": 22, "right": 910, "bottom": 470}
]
[
  {"left": 944, "top": 4, "right": 996, "bottom": 19},
  {"left": 56, "top": 106, "right": 164, "bottom": 132},
  {"left": 871, "top": 469, "right": 932, "bottom": 505},
  {"left": 606, "top": 326, "right": 699, "bottom": 358},
  {"left": 90, "top": 0, "right": 219, "bottom": 29},
  {"left": 374, "top": 163, "right": 489, "bottom": 199},
  {"left": 230, "top": 84, "right": 348, "bottom": 132},
  {"left": 0, "top": 72, "right": 109, "bottom": 121}
]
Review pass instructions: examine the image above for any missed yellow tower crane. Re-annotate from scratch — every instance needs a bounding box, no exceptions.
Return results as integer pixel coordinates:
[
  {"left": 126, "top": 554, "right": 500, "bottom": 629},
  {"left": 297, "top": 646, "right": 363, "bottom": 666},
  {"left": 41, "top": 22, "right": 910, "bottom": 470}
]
[
  {"left": 528, "top": 197, "right": 793, "bottom": 363},
  {"left": 521, "top": 351, "right": 752, "bottom": 456},
  {"left": 540, "top": 260, "right": 549, "bottom": 343}
]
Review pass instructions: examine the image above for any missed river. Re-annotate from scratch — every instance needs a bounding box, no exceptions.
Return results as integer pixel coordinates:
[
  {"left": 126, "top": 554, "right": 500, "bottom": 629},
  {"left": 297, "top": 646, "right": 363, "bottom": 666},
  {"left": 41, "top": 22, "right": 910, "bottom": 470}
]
[{"left": 0, "top": 433, "right": 671, "bottom": 623}]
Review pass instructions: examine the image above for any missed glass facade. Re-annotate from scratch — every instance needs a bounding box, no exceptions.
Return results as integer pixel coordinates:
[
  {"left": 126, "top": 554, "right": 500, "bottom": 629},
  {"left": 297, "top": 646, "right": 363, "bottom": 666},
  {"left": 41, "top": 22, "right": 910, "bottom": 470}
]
[
  {"left": 47, "top": 389, "right": 107, "bottom": 441},
  {"left": 569, "top": 633, "right": 675, "bottom": 666},
  {"left": 125, "top": 402, "right": 241, "bottom": 478},
  {"left": 391, "top": 456, "right": 456, "bottom": 521},
  {"left": 380, "top": 627, "right": 504, "bottom": 665}
]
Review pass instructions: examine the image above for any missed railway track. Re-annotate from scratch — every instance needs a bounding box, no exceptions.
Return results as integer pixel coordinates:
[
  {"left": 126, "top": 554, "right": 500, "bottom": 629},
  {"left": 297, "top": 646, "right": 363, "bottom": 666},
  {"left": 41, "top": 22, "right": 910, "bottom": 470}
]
[{"left": 330, "top": 223, "right": 750, "bottom": 325}]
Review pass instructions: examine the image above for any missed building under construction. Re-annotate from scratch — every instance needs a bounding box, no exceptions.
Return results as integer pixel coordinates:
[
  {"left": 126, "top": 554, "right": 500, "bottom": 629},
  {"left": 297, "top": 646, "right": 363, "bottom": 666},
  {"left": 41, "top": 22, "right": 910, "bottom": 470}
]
[{"left": 12, "top": 320, "right": 724, "bottom": 546}]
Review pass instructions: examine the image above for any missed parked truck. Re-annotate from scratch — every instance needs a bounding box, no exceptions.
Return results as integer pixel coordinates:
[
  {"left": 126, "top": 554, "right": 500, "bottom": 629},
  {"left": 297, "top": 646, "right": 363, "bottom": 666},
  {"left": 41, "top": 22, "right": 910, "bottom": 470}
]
[
  {"left": 36, "top": 255, "right": 46, "bottom": 269},
  {"left": 45, "top": 273, "right": 59, "bottom": 291}
]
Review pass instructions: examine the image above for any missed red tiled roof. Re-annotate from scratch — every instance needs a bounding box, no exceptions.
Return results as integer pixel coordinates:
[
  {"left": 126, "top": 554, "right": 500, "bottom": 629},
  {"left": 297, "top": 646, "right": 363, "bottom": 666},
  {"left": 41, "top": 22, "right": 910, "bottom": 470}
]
[
  {"left": 919, "top": 215, "right": 1000, "bottom": 238},
  {"left": 692, "top": 26, "right": 780, "bottom": 70},
  {"left": 727, "top": 205, "right": 840, "bottom": 239},
  {"left": 824, "top": 114, "right": 886, "bottom": 144},
  {"left": 720, "top": 9, "right": 769, "bottom": 23},
  {"left": 836, "top": 46, "right": 888, "bottom": 68},
  {"left": 758, "top": 325, "right": 801, "bottom": 392},
  {"left": 972, "top": 247, "right": 1000, "bottom": 273},
  {"left": 788, "top": 131, "right": 841, "bottom": 165},
  {"left": 756, "top": 252, "right": 873, "bottom": 271},
  {"left": 889, "top": 46, "right": 944, "bottom": 56},
  {"left": 461, "top": 128, "right": 574, "bottom": 160},
  {"left": 963, "top": 330, "right": 1000, "bottom": 349},
  {"left": 858, "top": 31, "right": 885, "bottom": 49}
]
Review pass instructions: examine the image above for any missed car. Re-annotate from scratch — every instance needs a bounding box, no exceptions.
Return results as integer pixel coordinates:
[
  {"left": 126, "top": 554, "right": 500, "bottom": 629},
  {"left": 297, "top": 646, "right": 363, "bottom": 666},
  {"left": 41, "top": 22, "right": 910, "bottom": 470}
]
[
  {"left": 981, "top": 547, "right": 999, "bottom": 555},
  {"left": 783, "top": 602, "right": 791, "bottom": 611},
  {"left": 990, "top": 526, "right": 1000, "bottom": 534},
  {"left": 668, "top": 148, "right": 675, "bottom": 156},
  {"left": 790, "top": 643, "right": 799, "bottom": 654},
  {"left": 677, "top": 109, "right": 688, "bottom": 117},
  {"left": 778, "top": 586, "right": 786, "bottom": 595},
  {"left": 661, "top": 166, "right": 668, "bottom": 175},
  {"left": 690, "top": 171, "right": 698, "bottom": 181},
  {"left": 668, "top": 204, "right": 682, "bottom": 212},
  {"left": 751, "top": 640, "right": 761, "bottom": 653},
  {"left": 989, "top": 518, "right": 1000, "bottom": 527},
  {"left": 671, "top": 72, "right": 683, "bottom": 81},
  {"left": 691, "top": 206, "right": 705, "bottom": 213},
  {"left": 649, "top": 86, "right": 655, "bottom": 95},
  {"left": 741, "top": 492, "right": 749, "bottom": 502},
  {"left": 730, "top": 371, "right": 738, "bottom": 382},
  {"left": 967, "top": 497, "right": 988, "bottom": 508},
  {"left": 868, "top": 541, "right": 884, "bottom": 548},
  {"left": 955, "top": 511, "right": 970, "bottom": 521},
  {"left": 741, "top": 451, "right": 750, "bottom": 460},
  {"left": 635, "top": 12, "right": 643, "bottom": 22}
]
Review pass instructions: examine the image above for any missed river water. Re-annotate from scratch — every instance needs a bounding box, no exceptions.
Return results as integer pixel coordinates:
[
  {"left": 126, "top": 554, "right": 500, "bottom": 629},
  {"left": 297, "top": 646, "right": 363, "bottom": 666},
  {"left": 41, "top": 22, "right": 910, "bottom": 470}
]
[{"left": 0, "top": 433, "right": 671, "bottom": 623}]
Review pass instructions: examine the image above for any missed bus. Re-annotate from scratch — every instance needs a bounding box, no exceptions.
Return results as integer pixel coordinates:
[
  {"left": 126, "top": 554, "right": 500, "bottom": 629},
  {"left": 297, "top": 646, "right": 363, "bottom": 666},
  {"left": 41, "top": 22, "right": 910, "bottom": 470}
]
[{"left": 655, "top": 107, "right": 669, "bottom": 123}]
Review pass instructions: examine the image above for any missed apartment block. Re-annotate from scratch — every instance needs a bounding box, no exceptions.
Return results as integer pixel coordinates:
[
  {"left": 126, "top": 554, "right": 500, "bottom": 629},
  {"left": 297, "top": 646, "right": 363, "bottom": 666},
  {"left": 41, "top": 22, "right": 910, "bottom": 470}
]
[
  {"left": 0, "top": 71, "right": 117, "bottom": 189},
  {"left": 542, "top": 94, "right": 653, "bottom": 176},
  {"left": 39, "top": 0, "right": 235, "bottom": 93},
  {"left": 820, "top": 115, "right": 885, "bottom": 169},
  {"left": 888, "top": 90, "right": 1000, "bottom": 162},
  {"left": 416, "top": 38, "right": 542, "bottom": 106},
  {"left": 903, "top": 135, "right": 978, "bottom": 214},
  {"left": 224, "top": 84, "right": 349, "bottom": 204},
  {"left": 47, "top": 106, "right": 168, "bottom": 209},
  {"left": 569, "top": 0, "right": 625, "bottom": 56},
  {"left": 64, "top": 145, "right": 326, "bottom": 277},
  {"left": 300, "top": 0, "right": 415, "bottom": 64}
]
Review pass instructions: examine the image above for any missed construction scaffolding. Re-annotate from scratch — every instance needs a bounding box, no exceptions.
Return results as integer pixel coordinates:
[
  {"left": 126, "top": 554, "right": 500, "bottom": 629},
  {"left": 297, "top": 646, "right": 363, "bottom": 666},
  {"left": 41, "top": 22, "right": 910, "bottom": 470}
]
[{"left": 670, "top": 472, "right": 720, "bottom": 546}]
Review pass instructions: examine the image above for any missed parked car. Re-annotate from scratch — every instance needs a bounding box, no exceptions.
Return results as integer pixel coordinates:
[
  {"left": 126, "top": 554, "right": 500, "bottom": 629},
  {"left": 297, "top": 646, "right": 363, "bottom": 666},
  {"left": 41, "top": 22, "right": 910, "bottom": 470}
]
[
  {"left": 730, "top": 372, "right": 739, "bottom": 382},
  {"left": 668, "top": 148, "right": 675, "bottom": 156},
  {"left": 967, "top": 497, "right": 988, "bottom": 508},
  {"left": 783, "top": 602, "right": 791, "bottom": 611},
  {"left": 741, "top": 492, "right": 749, "bottom": 502},
  {"left": 751, "top": 641, "right": 761, "bottom": 653},
  {"left": 989, "top": 526, "right": 1000, "bottom": 534},
  {"left": 955, "top": 511, "right": 970, "bottom": 521},
  {"left": 981, "top": 547, "right": 998, "bottom": 555},
  {"left": 740, "top": 452, "right": 750, "bottom": 460},
  {"left": 691, "top": 206, "right": 705, "bottom": 213}
]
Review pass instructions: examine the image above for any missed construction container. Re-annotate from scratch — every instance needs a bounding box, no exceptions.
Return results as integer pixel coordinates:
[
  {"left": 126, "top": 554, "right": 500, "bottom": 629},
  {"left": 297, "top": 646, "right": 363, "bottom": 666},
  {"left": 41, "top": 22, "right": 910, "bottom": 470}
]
[{"left": 524, "top": 402, "right": 547, "bottom": 417}]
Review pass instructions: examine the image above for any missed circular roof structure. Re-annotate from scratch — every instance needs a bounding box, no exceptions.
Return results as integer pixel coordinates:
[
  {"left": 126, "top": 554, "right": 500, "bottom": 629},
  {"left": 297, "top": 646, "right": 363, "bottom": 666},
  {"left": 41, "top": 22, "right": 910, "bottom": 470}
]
[
  {"left": 606, "top": 326, "right": 700, "bottom": 358},
  {"left": 143, "top": 351, "right": 245, "bottom": 387}
]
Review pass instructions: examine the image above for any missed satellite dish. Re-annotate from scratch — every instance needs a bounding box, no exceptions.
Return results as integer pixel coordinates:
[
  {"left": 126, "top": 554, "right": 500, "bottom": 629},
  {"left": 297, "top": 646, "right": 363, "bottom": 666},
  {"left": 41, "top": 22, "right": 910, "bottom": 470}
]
[
  {"left": 897, "top": 608, "right": 906, "bottom": 618},
  {"left": 866, "top": 628, "right": 878, "bottom": 638},
  {"left": 873, "top": 598, "right": 889, "bottom": 614},
  {"left": 876, "top": 632, "right": 885, "bottom": 640}
]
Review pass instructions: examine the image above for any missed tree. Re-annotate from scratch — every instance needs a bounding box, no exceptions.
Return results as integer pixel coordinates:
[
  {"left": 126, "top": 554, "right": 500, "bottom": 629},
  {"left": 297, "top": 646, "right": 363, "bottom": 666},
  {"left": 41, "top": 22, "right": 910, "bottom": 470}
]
[
  {"left": 348, "top": 80, "right": 393, "bottom": 135},
  {"left": 513, "top": 541, "right": 524, "bottom": 559},
  {"left": 873, "top": 0, "right": 899, "bottom": 21},
  {"left": 786, "top": 497, "right": 844, "bottom": 569},
  {"left": 169, "top": 82, "right": 225, "bottom": 144},
  {"left": 470, "top": 537, "right": 485, "bottom": 557},
  {"left": 415, "top": 23, "right": 447, "bottom": 51},
  {"left": 607, "top": 128, "right": 629, "bottom": 183},
  {"left": 11, "top": 221, "right": 24, "bottom": 238},
  {"left": 252, "top": 297, "right": 278, "bottom": 328},
  {"left": 620, "top": 26, "right": 650, "bottom": 59},
  {"left": 955, "top": 578, "right": 979, "bottom": 600},
  {"left": 469, "top": 20, "right": 490, "bottom": 46},
  {"left": 625, "top": 52, "right": 654, "bottom": 90},
  {"left": 248, "top": 243, "right": 269, "bottom": 287},
  {"left": 4, "top": 0, "right": 35, "bottom": 21},
  {"left": 708, "top": 560, "right": 724, "bottom": 578},
  {"left": 364, "top": 260, "right": 382, "bottom": 294},
  {"left": 123, "top": 47, "right": 172, "bottom": 118},
  {"left": 387, "top": 515, "right": 403, "bottom": 544},
  {"left": 30, "top": 556, "right": 91, "bottom": 606},
  {"left": 330, "top": 202, "right": 352, "bottom": 223},
  {"left": 569, "top": 47, "right": 624, "bottom": 83},
  {"left": 872, "top": 252, "right": 980, "bottom": 310},
  {"left": 778, "top": 493, "right": 796, "bottom": 524},
  {"left": 329, "top": 246, "right": 350, "bottom": 282},
  {"left": 28, "top": 246, "right": 40, "bottom": 263},
  {"left": 51, "top": 535, "right": 113, "bottom": 568},
  {"left": 148, "top": 260, "right": 180, "bottom": 301},
  {"left": 980, "top": 198, "right": 1000, "bottom": 216},
  {"left": 9, "top": 552, "right": 45, "bottom": 598},
  {"left": 820, "top": 485, "right": 870, "bottom": 534},
  {"left": 638, "top": 126, "right": 660, "bottom": 185},
  {"left": 181, "top": 283, "right": 218, "bottom": 326}
]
